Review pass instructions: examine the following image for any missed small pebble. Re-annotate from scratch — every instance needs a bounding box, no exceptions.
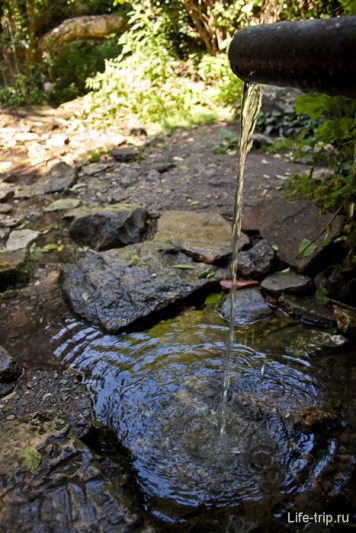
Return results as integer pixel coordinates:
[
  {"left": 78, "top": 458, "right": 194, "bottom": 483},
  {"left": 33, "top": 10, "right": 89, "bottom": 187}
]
[
  {"left": 6, "top": 414, "right": 15, "bottom": 420},
  {"left": 42, "top": 393, "right": 52, "bottom": 401}
]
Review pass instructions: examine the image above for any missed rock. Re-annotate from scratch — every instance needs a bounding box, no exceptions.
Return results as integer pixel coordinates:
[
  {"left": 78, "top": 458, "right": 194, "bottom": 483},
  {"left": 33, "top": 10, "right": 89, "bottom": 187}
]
[
  {"left": 33, "top": 162, "right": 77, "bottom": 195},
  {"left": 0, "top": 346, "right": 21, "bottom": 382},
  {"left": 0, "top": 346, "right": 21, "bottom": 398},
  {"left": 236, "top": 239, "right": 274, "bottom": 279},
  {"left": 68, "top": 204, "right": 150, "bottom": 251},
  {"left": 290, "top": 330, "right": 348, "bottom": 358},
  {"left": 0, "top": 228, "right": 10, "bottom": 245},
  {"left": 82, "top": 162, "right": 114, "bottom": 176},
  {"left": 312, "top": 167, "right": 335, "bottom": 182},
  {"left": 5, "top": 229, "right": 39, "bottom": 251},
  {"left": 152, "top": 160, "right": 175, "bottom": 173},
  {"left": 145, "top": 169, "right": 161, "bottom": 181},
  {"left": 154, "top": 210, "right": 248, "bottom": 264},
  {"left": 44, "top": 198, "right": 81, "bottom": 212},
  {"left": 0, "top": 249, "right": 30, "bottom": 289},
  {"left": 261, "top": 270, "right": 313, "bottom": 294},
  {"left": 0, "top": 187, "right": 13, "bottom": 203},
  {"left": 247, "top": 198, "right": 344, "bottom": 272},
  {"left": 0, "top": 216, "right": 20, "bottom": 228},
  {"left": 333, "top": 305, "right": 356, "bottom": 337},
  {"left": 61, "top": 242, "right": 218, "bottom": 332},
  {"left": 111, "top": 147, "right": 138, "bottom": 162},
  {"left": 0, "top": 203, "right": 12, "bottom": 214},
  {"left": 290, "top": 406, "right": 337, "bottom": 432},
  {"left": 0, "top": 369, "right": 153, "bottom": 532},
  {"left": 278, "top": 294, "right": 336, "bottom": 328},
  {"left": 220, "top": 288, "right": 273, "bottom": 326}
]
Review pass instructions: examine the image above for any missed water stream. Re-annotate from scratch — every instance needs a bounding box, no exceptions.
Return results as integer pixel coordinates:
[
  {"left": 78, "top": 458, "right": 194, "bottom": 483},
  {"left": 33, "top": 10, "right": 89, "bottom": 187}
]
[{"left": 221, "top": 83, "right": 262, "bottom": 437}]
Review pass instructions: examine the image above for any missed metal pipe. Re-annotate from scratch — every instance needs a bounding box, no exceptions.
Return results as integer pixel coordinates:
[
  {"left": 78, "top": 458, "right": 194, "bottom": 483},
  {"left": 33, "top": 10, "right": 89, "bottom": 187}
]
[{"left": 228, "top": 17, "right": 356, "bottom": 99}]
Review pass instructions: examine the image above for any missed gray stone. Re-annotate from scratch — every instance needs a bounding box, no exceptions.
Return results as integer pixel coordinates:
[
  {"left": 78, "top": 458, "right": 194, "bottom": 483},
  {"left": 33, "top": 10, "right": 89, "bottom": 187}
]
[
  {"left": 236, "top": 239, "right": 274, "bottom": 279},
  {"left": 0, "top": 249, "right": 30, "bottom": 289},
  {"left": 44, "top": 198, "right": 81, "bottom": 212},
  {"left": 154, "top": 210, "right": 248, "bottom": 265},
  {"left": 61, "top": 242, "right": 218, "bottom": 332},
  {"left": 220, "top": 288, "right": 273, "bottom": 326},
  {"left": 245, "top": 198, "right": 344, "bottom": 272},
  {"left": 82, "top": 162, "right": 114, "bottom": 176},
  {"left": 0, "top": 204, "right": 12, "bottom": 214},
  {"left": 0, "top": 346, "right": 21, "bottom": 383},
  {"left": 5, "top": 229, "right": 39, "bottom": 251},
  {"left": 34, "top": 162, "right": 77, "bottom": 195},
  {"left": 111, "top": 147, "right": 138, "bottom": 162},
  {"left": 0, "top": 216, "right": 20, "bottom": 228},
  {"left": 68, "top": 203, "right": 150, "bottom": 251},
  {"left": 261, "top": 270, "right": 313, "bottom": 294},
  {"left": 278, "top": 294, "right": 336, "bottom": 328}
]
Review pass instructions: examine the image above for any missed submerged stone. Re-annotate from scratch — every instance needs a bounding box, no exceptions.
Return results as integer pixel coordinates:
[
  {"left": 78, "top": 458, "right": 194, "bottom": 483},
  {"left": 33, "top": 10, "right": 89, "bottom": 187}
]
[
  {"left": 67, "top": 203, "right": 150, "bottom": 251},
  {"left": 61, "top": 241, "right": 218, "bottom": 332},
  {"left": 261, "top": 270, "right": 313, "bottom": 294},
  {"left": 155, "top": 210, "right": 248, "bottom": 264},
  {"left": 333, "top": 305, "right": 356, "bottom": 337},
  {"left": 278, "top": 294, "right": 336, "bottom": 328},
  {"left": 236, "top": 239, "right": 274, "bottom": 279},
  {"left": 33, "top": 162, "right": 77, "bottom": 195},
  {"left": 220, "top": 288, "right": 273, "bottom": 326}
]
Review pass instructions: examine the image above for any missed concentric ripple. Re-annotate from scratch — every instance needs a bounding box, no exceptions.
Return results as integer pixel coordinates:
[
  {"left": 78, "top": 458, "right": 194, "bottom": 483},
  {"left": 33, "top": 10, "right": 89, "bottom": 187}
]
[{"left": 51, "top": 307, "right": 339, "bottom": 521}]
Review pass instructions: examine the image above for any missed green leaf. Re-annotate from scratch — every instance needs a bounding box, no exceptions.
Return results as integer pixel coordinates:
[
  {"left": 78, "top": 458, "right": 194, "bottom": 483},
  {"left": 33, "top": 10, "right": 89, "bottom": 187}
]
[
  {"left": 20, "top": 447, "right": 41, "bottom": 472},
  {"left": 173, "top": 264, "right": 196, "bottom": 270},
  {"left": 272, "top": 243, "right": 279, "bottom": 251},
  {"left": 205, "top": 293, "right": 222, "bottom": 305},
  {"left": 198, "top": 267, "right": 215, "bottom": 279},
  {"left": 298, "top": 238, "right": 318, "bottom": 257}
]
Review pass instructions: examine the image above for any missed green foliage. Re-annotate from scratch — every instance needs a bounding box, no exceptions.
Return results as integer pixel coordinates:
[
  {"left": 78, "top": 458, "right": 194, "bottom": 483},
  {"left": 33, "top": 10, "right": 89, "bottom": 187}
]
[
  {"left": 46, "top": 38, "right": 121, "bottom": 105},
  {"left": 82, "top": 2, "right": 242, "bottom": 131}
]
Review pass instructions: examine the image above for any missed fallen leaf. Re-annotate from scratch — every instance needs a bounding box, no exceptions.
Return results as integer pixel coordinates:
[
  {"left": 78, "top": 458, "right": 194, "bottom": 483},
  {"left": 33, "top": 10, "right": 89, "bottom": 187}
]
[{"left": 220, "top": 279, "right": 259, "bottom": 290}]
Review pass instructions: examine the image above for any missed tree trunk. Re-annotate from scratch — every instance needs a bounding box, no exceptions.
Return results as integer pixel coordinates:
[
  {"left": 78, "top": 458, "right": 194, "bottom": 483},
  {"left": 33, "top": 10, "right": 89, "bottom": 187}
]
[{"left": 38, "top": 13, "right": 127, "bottom": 54}]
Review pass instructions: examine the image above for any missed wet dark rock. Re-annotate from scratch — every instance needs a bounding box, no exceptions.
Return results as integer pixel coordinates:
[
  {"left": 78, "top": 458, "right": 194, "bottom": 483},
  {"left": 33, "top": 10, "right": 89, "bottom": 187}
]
[
  {"left": 33, "top": 162, "right": 77, "bottom": 195},
  {"left": 68, "top": 203, "right": 150, "bottom": 251},
  {"left": 220, "top": 288, "right": 273, "bottom": 325},
  {"left": 250, "top": 198, "right": 343, "bottom": 273},
  {"left": 0, "top": 249, "right": 30, "bottom": 290},
  {"left": 154, "top": 210, "right": 248, "bottom": 265},
  {"left": 236, "top": 239, "right": 274, "bottom": 279},
  {"left": 0, "top": 346, "right": 22, "bottom": 397},
  {"left": 278, "top": 294, "right": 336, "bottom": 328},
  {"left": 261, "top": 270, "right": 313, "bottom": 294},
  {"left": 0, "top": 369, "right": 154, "bottom": 532},
  {"left": 61, "top": 242, "right": 219, "bottom": 332},
  {"left": 333, "top": 305, "right": 356, "bottom": 337},
  {"left": 152, "top": 160, "right": 176, "bottom": 173},
  {"left": 111, "top": 147, "right": 138, "bottom": 162}
]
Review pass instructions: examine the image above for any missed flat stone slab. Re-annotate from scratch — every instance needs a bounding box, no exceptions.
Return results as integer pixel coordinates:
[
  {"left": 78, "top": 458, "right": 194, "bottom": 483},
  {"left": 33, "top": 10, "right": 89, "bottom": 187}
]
[
  {"left": 243, "top": 198, "right": 343, "bottom": 272},
  {"left": 154, "top": 210, "right": 248, "bottom": 264},
  {"left": 5, "top": 229, "right": 39, "bottom": 251},
  {"left": 261, "top": 270, "right": 313, "bottom": 294},
  {"left": 67, "top": 203, "right": 150, "bottom": 251},
  {"left": 44, "top": 198, "right": 81, "bottom": 211},
  {"left": 62, "top": 241, "right": 219, "bottom": 332},
  {"left": 33, "top": 162, "right": 77, "bottom": 195},
  {"left": 220, "top": 288, "right": 273, "bottom": 326},
  {"left": 278, "top": 294, "right": 336, "bottom": 328}
]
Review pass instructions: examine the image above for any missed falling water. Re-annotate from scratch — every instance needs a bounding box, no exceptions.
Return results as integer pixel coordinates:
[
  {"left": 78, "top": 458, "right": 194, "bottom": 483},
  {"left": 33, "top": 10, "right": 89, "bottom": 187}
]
[{"left": 220, "top": 83, "right": 262, "bottom": 438}]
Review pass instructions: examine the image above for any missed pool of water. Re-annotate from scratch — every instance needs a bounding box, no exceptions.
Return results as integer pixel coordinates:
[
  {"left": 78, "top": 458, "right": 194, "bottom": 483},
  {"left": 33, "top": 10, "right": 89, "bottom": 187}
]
[{"left": 49, "top": 305, "right": 355, "bottom": 524}]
